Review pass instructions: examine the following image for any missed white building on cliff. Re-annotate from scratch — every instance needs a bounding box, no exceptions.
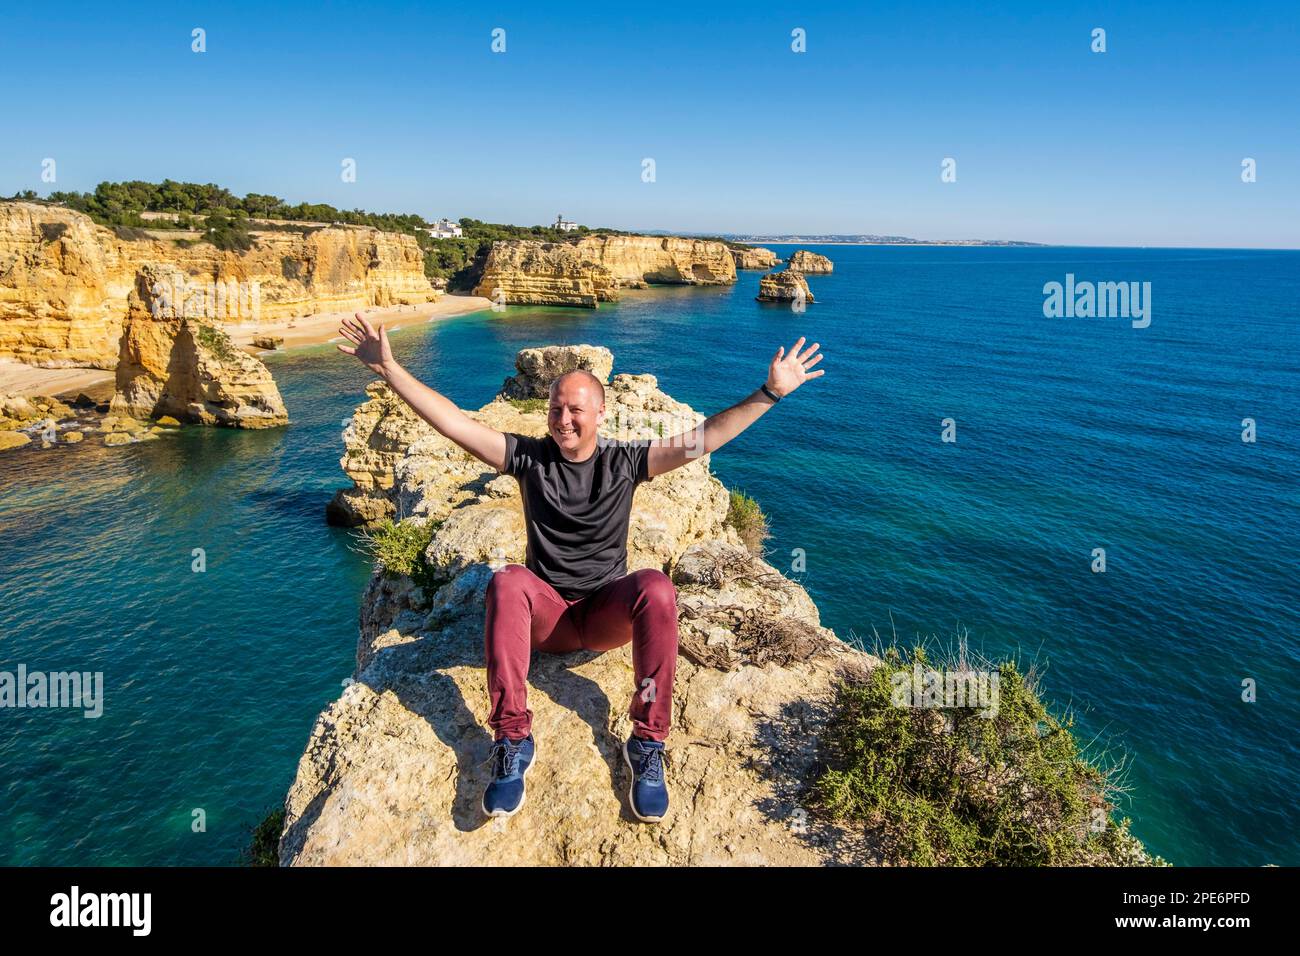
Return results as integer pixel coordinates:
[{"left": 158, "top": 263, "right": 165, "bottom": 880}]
[
  {"left": 554, "top": 215, "right": 580, "bottom": 232},
  {"left": 424, "top": 218, "right": 463, "bottom": 239}
]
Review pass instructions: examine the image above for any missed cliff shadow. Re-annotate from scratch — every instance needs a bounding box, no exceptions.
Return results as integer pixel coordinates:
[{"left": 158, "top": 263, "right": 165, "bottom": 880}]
[
  {"left": 279, "top": 619, "right": 498, "bottom": 854},
  {"left": 751, "top": 693, "right": 884, "bottom": 866},
  {"left": 356, "top": 619, "right": 500, "bottom": 834},
  {"left": 527, "top": 649, "right": 639, "bottom": 821}
]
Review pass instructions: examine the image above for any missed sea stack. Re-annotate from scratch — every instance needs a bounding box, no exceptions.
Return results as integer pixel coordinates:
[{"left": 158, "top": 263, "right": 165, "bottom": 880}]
[
  {"left": 731, "top": 247, "right": 781, "bottom": 270},
  {"left": 788, "top": 250, "right": 833, "bottom": 273},
  {"left": 109, "top": 265, "right": 288, "bottom": 428},
  {"left": 756, "top": 270, "right": 814, "bottom": 304},
  {"left": 283, "top": 345, "right": 878, "bottom": 865}
]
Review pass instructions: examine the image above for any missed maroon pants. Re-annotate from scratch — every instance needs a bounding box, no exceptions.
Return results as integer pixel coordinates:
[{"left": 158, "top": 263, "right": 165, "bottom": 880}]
[{"left": 484, "top": 564, "right": 679, "bottom": 742}]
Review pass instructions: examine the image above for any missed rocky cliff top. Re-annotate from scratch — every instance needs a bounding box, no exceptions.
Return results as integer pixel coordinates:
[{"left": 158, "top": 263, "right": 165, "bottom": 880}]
[{"left": 282, "top": 344, "right": 879, "bottom": 865}]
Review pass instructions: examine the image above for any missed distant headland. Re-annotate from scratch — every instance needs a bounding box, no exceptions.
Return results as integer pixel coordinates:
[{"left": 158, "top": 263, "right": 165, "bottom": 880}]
[{"left": 722, "top": 233, "right": 1044, "bottom": 247}]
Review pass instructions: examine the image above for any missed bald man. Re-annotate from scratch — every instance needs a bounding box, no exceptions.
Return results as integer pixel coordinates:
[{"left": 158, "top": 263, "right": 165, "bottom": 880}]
[{"left": 339, "top": 313, "right": 825, "bottom": 823}]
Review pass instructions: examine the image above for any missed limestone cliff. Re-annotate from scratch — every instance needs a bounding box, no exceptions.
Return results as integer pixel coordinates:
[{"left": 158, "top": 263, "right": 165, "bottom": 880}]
[
  {"left": 574, "top": 235, "right": 737, "bottom": 286},
  {"left": 471, "top": 242, "right": 619, "bottom": 309},
  {"left": 0, "top": 202, "right": 138, "bottom": 368},
  {"left": 732, "top": 247, "right": 781, "bottom": 270},
  {"left": 788, "top": 250, "right": 834, "bottom": 273},
  {"left": 282, "top": 345, "right": 878, "bottom": 865},
  {"left": 0, "top": 201, "right": 438, "bottom": 369},
  {"left": 475, "top": 235, "right": 737, "bottom": 308},
  {"left": 757, "top": 270, "right": 815, "bottom": 304}
]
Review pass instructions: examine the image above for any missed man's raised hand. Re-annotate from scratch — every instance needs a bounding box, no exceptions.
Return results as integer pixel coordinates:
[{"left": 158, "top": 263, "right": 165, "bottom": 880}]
[
  {"left": 337, "top": 312, "right": 393, "bottom": 375},
  {"left": 766, "top": 336, "right": 825, "bottom": 398}
]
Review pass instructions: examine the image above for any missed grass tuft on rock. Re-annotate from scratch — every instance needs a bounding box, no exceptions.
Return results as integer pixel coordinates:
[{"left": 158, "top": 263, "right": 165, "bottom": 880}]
[
  {"left": 810, "top": 644, "right": 1166, "bottom": 866},
  {"left": 508, "top": 397, "right": 548, "bottom": 414},
  {"left": 726, "top": 488, "right": 770, "bottom": 554},
  {"left": 192, "top": 321, "right": 240, "bottom": 364}
]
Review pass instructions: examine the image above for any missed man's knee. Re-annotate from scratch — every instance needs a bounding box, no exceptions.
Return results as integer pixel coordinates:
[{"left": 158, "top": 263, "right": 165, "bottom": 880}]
[
  {"left": 486, "top": 563, "right": 530, "bottom": 606},
  {"left": 634, "top": 568, "right": 677, "bottom": 609}
]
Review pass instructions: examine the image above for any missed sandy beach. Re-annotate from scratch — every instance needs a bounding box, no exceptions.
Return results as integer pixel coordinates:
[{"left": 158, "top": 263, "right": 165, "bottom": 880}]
[
  {"left": 0, "top": 294, "right": 494, "bottom": 399},
  {"left": 222, "top": 293, "right": 493, "bottom": 351},
  {"left": 0, "top": 360, "right": 115, "bottom": 399}
]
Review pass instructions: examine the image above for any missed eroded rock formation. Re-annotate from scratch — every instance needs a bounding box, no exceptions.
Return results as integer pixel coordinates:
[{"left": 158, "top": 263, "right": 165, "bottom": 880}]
[
  {"left": 108, "top": 266, "right": 287, "bottom": 427},
  {"left": 498, "top": 344, "right": 613, "bottom": 400},
  {"left": 471, "top": 242, "right": 619, "bottom": 308},
  {"left": 788, "top": 250, "right": 834, "bottom": 273},
  {"left": 732, "top": 247, "right": 781, "bottom": 270},
  {"left": 757, "top": 270, "right": 815, "bottom": 304},
  {"left": 475, "top": 235, "right": 737, "bottom": 308},
  {"left": 283, "top": 345, "right": 878, "bottom": 865},
  {"left": 0, "top": 201, "right": 438, "bottom": 369}
]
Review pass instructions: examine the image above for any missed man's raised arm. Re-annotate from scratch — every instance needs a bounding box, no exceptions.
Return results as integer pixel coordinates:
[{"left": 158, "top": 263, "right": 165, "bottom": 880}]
[
  {"left": 337, "top": 312, "right": 508, "bottom": 473},
  {"left": 646, "top": 336, "right": 825, "bottom": 479}
]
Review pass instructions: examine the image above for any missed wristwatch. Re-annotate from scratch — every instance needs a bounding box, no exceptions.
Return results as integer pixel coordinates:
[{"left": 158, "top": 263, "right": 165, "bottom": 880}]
[{"left": 760, "top": 383, "right": 782, "bottom": 403}]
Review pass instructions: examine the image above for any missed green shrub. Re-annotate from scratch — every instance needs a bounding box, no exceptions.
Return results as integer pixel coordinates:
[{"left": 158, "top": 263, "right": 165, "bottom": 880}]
[
  {"left": 192, "top": 322, "right": 239, "bottom": 364},
  {"left": 726, "top": 489, "right": 770, "bottom": 554},
  {"left": 199, "top": 212, "right": 255, "bottom": 252},
  {"left": 243, "top": 807, "right": 285, "bottom": 866},
  {"left": 359, "top": 518, "right": 442, "bottom": 592},
  {"left": 810, "top": 645, "right": 1165, "bottom": 866},
  {"left": 508, "top": 398, "right": 548, "bottom": 414}
]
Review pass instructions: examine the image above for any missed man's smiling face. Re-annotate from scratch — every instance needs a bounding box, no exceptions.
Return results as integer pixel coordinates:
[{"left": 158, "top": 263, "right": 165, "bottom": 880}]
[{"left": 548, "top": 372, "right": 605, "bottom": 460}]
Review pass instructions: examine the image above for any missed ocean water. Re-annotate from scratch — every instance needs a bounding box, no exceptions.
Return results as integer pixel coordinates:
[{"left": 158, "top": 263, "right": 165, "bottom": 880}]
[{"left": 1, "top": 244, "right": 1296, "bottom": 865}]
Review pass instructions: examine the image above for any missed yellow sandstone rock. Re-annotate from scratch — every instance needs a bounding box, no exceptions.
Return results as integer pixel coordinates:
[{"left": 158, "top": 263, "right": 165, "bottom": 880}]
[
  {"left": 757, "top": 270, "right": 815, "bottom": 304},
  {"left": 108, "top": 299, "right": 288, "bottom": 429},
  {"left": 475, "top": 235, "right": 737, "bottom": 307},
  {"left": 732, "top": 247, "right": 781, "bottom": 270},
  {"left": 284, "top": 345, "right": 879, "bottom": 866},
  {"left": 0, "top": 201, "right": 438, "bottom": 369},
  {"left": 787, "top": 250, "right": 833, "bottom": 273}
]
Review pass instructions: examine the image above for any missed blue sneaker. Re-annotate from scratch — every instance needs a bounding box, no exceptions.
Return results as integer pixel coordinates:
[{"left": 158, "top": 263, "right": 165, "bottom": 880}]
[
  {"left": 482, "top": 734, "right": 535, "bottom": 818},
  {"left": 623, "top": 735, "right": 669, "bottom": 822}
]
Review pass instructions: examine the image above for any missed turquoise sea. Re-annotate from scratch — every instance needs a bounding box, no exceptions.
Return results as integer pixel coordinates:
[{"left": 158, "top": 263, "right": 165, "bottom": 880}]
[{"left": 1, "top": 244, "right": 1297, "bottom": 865}]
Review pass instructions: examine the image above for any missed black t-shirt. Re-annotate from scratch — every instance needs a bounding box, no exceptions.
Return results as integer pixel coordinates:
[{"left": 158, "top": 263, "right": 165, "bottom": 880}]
[{"left": 500, "top": 431, "right": 654, "bottom": 599}]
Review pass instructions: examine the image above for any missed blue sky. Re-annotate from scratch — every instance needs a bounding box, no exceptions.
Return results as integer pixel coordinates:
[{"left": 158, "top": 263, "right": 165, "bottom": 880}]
[{"left": 2, "top": 0, "right": 1297, "bottom": 246}]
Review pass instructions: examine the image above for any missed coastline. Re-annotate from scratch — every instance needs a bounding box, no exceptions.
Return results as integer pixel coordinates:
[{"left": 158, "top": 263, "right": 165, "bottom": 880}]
[{"left": 0, "top": 294, "right": 493, "bottom": 399}]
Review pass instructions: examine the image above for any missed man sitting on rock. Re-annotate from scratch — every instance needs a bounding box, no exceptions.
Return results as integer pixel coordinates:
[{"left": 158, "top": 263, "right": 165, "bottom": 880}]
[{"left": 338, "top": 313, "right": 825, "bottom": 823}]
